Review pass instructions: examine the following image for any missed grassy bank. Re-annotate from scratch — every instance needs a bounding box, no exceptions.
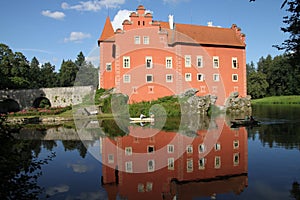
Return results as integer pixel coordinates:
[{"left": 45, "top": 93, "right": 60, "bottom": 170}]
[{"left": 251, "top": 96, "right": 300, "bottom": 105}]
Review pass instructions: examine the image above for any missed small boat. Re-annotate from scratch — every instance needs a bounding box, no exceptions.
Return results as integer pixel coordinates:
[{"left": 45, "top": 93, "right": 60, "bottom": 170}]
[
  {"left": 129, "top": 117, "right": 155, "bottom": 123},
  {"left": 231, "top": 118, "right": 259, "bottom": 127}
]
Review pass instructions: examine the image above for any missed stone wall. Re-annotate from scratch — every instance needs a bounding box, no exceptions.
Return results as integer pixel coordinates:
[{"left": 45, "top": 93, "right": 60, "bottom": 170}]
[
  {"left": 225, "top": 92, "right": 252, "bottom": 115},
  {"left": 0, "top": 86, "right": 95, "bottom": 110}
]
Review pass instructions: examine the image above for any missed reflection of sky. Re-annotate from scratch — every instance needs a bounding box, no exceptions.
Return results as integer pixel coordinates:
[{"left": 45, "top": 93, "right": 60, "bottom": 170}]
[{"left": 38, "top": 141, "right": 105, "bottom": 199}]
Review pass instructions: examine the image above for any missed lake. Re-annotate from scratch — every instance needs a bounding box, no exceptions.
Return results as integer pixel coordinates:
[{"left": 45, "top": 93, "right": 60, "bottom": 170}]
[{"left": 1, "top": 105, "right": 300, "bottom": 200}]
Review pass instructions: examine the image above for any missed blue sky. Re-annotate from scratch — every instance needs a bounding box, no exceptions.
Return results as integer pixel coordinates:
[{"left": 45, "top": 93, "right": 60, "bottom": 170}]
[{"left": 0, "top": 0, "right": 287, "bottom": 70}]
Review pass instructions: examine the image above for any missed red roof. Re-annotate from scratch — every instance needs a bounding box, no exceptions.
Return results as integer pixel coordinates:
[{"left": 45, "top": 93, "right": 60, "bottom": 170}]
[
  {"left": 98, "top": 17, "right": 115, "bottom": 44},
  {"left": 160, "top": 22, "right": 245, "bottom": 48}
]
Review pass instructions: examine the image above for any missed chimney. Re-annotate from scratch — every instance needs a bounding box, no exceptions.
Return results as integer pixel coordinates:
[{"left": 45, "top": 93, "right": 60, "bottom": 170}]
[{"left": 169, "top": 15, "right": 174, "bottom": 30}]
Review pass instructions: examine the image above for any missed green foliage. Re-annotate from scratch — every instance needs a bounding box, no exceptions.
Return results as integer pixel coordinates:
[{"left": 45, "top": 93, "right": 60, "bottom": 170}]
[
  {"left": 252, "top": 95, "right": 300, "bottom": 105},
  {"left": 59, "top": 60, "right": 79, "bottom": 87},
  {"left": 248, "top": 54, "right": 300, "bottom": 98}
]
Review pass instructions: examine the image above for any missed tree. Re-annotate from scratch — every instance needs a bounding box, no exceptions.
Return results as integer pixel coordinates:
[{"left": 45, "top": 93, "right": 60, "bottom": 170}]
[
  {"left": 247, "top": 71, "right": 269, "bottom": 99},
  {"left": 40, "top": 62, "right": 58, "bottom": 88},
  {"left": 59, "top": 60, "right": 79, "bottom": 87},
  {"left": 75, "top": 51, "right": 86, "bottom": 68},
  {"left": 29, "top": 57, "right": 41, "bottom": 88}
]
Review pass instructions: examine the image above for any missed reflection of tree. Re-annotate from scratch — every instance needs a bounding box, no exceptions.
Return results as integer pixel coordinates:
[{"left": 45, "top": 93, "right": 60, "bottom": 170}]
[
  {"left": 247, "top": 123, "right": 300, "bottom": 150},
  {"left": 101, "top": 119, "right": 129, "bottom": 137},
  {"left": 0, "top": 115, "right": 55, "bottom": 199},
  {"left": 62, "top": 140, "right": 87, "bottom": 158},
  {"left": 290, "top": 181, "right": 300, "bottom": 200}
]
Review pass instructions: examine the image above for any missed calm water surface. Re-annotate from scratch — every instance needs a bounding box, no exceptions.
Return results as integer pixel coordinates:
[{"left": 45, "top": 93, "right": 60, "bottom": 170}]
[{"left": 1, "top": 105, "right": 300, "bottom": 200}]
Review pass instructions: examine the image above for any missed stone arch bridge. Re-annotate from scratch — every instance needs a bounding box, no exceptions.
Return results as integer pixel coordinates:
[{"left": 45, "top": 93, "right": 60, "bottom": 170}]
[{"left": 0, "top": 86, "right": 95, "bottom": 113}]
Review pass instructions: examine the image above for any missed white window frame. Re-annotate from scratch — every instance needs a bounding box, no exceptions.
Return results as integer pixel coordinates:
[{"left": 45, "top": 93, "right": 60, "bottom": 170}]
[
  {"left": 166, "top": 57, "right": 173, "bottom": 69},
  {"left": 213, "top": 74, "right": 220, "bottom": 82},
  {"left": 168, "top": 158, "right": 175, "bottom": 170},
  {"left": 233, "top": 140, "right": 239, "bottom": 149},
  {"left": 186, "top": 145, "right": 193, "bottom": 154},
  {"left": 213, "top": 56, "right": 219, "bottom": 68},
  {"left": 146, "top": 182, "right": 153, "bottom": 192},
  {"left": 125, "top": 147, "right": 132, "bottom": 156},
  {"left": 187, "top": 159, "right": 193, "bottom": 172},
  {"left": 123, "top": 74, "right": 131, "bottom": 83},
  {"left": 138, "top": 184, "right": 144, "bottom": 192},
  {"left": 185, "top": 55, "right": 191, "bottom": 67},
  {"left": 125, "top": 161, "right": 133, "bottom": 172},
  {"left": 197, "top": 73, "right": 204, "bottom": 81},
  {"left": 148, "top": 160, "right": 155, "bottom": 172},
  {"left": 145, "top": 56, "right": 153, "bottom": 69},
  {"left": 108, "top": 154, "right": 114, "bottom": 164},
  {"left": 232, "top": 74, "right": 238, "bottom": 82},
  {"left": 197, "top": 56, "right": 203, "bottom": 68},
  {"left": 143, "top": 36, "right": 149, "bottom": 44},
  {"left": 147, "top": 145, "right": 155, "bottom": 154},
  {"left": 199, "top": 144, "right": 205, "bottom": 153},
  {"left": 185, "top": 73, "right": 192, "bottom": 82},
  {"left": 215, "top": 156, "right": 221, "bottom": 169},
  {"left": 166, "top": 74, "right": 173, "bottom": 83},
  {"left": 215, "top": 143, "right": 221, "bottom": 151},
  {"left": 134, "top": 36, "right": 140, "bottom": 44},
  {"left": 123, "top": 56, "right": 130, "bottom": 68},
  {"left": 232, "top": 57, "right": 238, "bottom": 69},
  {"left": 146, "top": 74, "right": 153, "bottom": 83},
  {"left": 233, "top": 153, "right": 240, "bottom": 166},
  {"left": 199, "top": 158, "right": 206, "bottom": 169},
  {"left": 106, "top": 63, "right": 112, "bottom": 71},
  {"left": 167, "top": 144, "right": 174, "bottom": 153}
]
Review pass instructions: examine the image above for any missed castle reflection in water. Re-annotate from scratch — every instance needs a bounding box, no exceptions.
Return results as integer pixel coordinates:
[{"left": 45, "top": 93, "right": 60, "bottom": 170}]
[{"left": 99, "top": 117, "right": 248, "bottom": 199}]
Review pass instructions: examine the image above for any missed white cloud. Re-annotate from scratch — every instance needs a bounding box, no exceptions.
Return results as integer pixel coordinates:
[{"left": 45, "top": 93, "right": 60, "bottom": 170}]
[
  {"left": 61, "top": 0, "right": 125, "bottom": 12},
  {"left": 46, "top": 184, "right": 69, "bottom": 196},
  {"left": 64, "top": 32, "right": 91, "bottom": 43},
  {"left": 111, "top": 9, "right": 131, "bottom": 30},
  {"left": 41, "top": 10, "right": 65, "bottom": 20}
]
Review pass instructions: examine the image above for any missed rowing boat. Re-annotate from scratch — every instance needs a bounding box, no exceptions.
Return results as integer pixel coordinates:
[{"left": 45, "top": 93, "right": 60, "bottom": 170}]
[{"left": 129, "top": 117, "right": 155, "bottom": 123}]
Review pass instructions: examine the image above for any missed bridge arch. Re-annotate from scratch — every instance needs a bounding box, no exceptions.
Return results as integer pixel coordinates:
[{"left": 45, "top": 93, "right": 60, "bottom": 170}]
[
  {"left": 33, "top": 97, "right": 51, "bottom": 108},
  {"left": 0, "top": 98, "right": 21, "bottom": 113}
]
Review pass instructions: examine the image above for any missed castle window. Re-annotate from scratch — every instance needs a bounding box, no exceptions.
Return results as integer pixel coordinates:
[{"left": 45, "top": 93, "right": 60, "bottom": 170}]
[
  {"left": 199, "top": 158, "right": 205, "bottom": 169},
  {"left": 185, "top": 73, "right": 192, "bottom": 82},
  {"left": 166, "top": 74, "right": 173, "bottom": 83},
  {"left": 145, "top": 56, "right": 153, "bottom": 69},
  {"left": 125, "top": 161, "right": 133, "bottom": 172},
  {"left": 185, "top": 55, "right": 191, "bottom": 67},
  {"left": 168, "top": 158, "right": 175, "bottom": 170},
  {"left": 146, "top": 74, "right": 153, "bottom": 83},
  {"left": 148, "top": 160, "right": 155, "bottom": 172},
  {"left": 167, "top": 144, "right": 174, "bottom": 153},
  {"left": 166, "top": 57, "right": 173, "bottom": 68},
  {"left": 123, "top": 74, "right": 131, "bottom": 83},
  {"left": 197, "top": 73, "right": 204, "bottom": 81},
  {"left": 125, "top": 147, "right": 132, "bottom": 156},
  {"left": 106, "top": 63, "right": 112, "bottom": 71},
  {"left": 197, "top": 56, "right": 203, "bottom": 67},
  {"left": 186, "top": 145, "right": 193, "bottom": 154},
  {"left": 232, "top": 57, "right": 238, "bottom": 69},
  {"left": 233, "top": 153, "right": 240, "bottom": 166},
  {"left": 143, "top": 36, "right": 149, "bottom": 44},
  {"left": 148, "top": 145, "right": 155, "bottom": 153},
  {"left": 213, "top": 56, "right": 219, "bottom": 68},
  {"left": 187, "top": 159, "right": 193, "bottom": 172},
  {"left": 232, "top": 74, "right": 238, "bottom": 82},
  {"left": 215, "top": 156, "right": 221, "bottom": 168},
  {"left": 199, "top": 144, "right": 205, "bottom": 153},
  {"left": 123, "top": 56, "right": 130, "bottom": 68},
  {"left": 134, "top": 36, "right": 140, "bottom": 44},
  {"left": 213, "top": 74, "right": 220, "bottom": 82}
]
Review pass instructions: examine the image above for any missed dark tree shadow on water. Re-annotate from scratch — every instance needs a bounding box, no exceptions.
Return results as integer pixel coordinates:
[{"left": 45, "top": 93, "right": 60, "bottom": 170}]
[
  {"left": 290, "top": 181, "right": 300, "bottom": 200},
  {"left": 0, "top": 115, "right": 55, "bottom": 199}
]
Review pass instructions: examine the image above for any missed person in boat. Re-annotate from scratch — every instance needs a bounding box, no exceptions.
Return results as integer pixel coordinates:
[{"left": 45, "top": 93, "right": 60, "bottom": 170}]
[{"left": 140, "top": 114, "right": 146, "bottom": 119}]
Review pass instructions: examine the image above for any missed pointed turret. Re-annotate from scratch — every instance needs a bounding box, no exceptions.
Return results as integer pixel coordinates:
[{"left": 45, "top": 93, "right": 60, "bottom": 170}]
[{"left": 98, "top": 16, "right": 115, "bottom": 46}]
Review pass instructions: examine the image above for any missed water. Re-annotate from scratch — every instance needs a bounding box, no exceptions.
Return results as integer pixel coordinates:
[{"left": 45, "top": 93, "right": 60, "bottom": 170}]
[{"left": 1, "top": 105, "right": 300, "bottom": 200}]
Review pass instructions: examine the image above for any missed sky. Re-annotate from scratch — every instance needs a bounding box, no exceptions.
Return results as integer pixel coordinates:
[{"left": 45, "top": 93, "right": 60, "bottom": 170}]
[{"left": 0, "top": 0, "right": 287, "bottom": 71}]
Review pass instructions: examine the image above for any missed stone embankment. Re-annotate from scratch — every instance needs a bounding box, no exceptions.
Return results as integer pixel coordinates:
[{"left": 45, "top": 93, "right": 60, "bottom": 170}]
[{"left": 225, "top": 92, "right": 252, "bottom": 115}]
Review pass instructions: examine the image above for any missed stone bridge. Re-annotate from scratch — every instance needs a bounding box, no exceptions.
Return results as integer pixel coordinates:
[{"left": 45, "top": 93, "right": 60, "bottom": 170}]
[{"left": 0, "top": 86, "right": 95, "bottom": 113}]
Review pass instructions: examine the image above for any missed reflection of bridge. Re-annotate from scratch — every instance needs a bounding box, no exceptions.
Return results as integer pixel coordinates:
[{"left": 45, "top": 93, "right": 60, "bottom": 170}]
[{"left": 0, "top": 86, "right": 94, "bottom": 112}]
